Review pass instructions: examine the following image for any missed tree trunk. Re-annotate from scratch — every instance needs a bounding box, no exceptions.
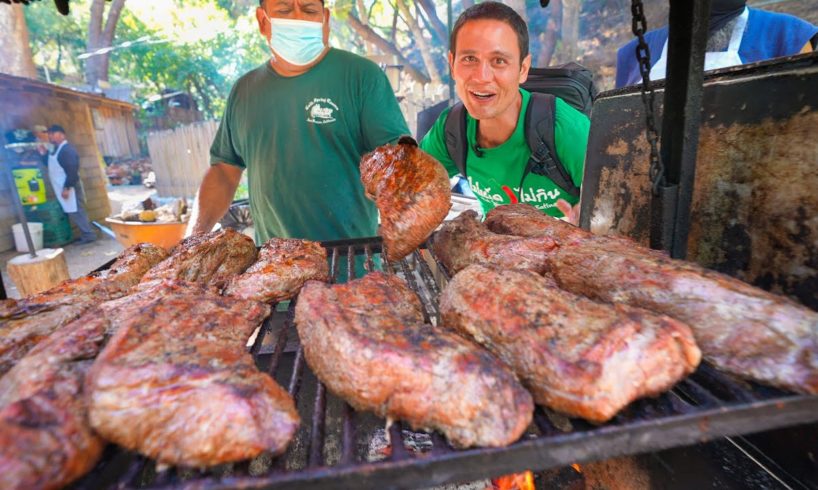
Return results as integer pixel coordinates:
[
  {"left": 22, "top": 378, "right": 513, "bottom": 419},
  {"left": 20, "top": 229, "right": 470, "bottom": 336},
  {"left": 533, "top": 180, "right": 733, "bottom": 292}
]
[
  {"left": 416, "top": 0, "right": 447, "bottom": 43},
  {"left": 562, "top": 0, "right": 580, "bottom": 62},
  {"left": 396, "top": 0, "right": 440, "bottom": 84},
  {"left": 0, "top": 4, "right": 38, "bottom": 79},
  {"left": 347, "top": 12, "right": 431, "bottom": 84},
  {"left": 85, "top": 0, "right": 127, "bottom": 88},
  {"left": 537, "top": 0, "right": 562, "bottom": 66}
]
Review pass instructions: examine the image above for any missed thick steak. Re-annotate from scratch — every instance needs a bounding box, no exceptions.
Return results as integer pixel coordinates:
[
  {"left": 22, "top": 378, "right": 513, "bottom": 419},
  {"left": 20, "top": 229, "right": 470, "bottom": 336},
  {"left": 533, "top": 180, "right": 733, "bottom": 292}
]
[
  {"left": 440, "top": 265, "right": 701, "bottom": 422},
  {"left": 430, "top": 210, "right": 557, "bottom": 275},
  {"left": 140, "top": 228, "right": 257, "bottom": 289},
  {"left": 552, "top": 234, "right": 818, "bottom": 394},
  {"left": 224, "top": 238, "right": 329, "bottom": 302},
  {"left": 0, "top": 243, "right": 168, "bottom": 376},
  {"left": 295, "top": 272, "right": 533, "bottom": 448},
  {"left": 86, "top": 281, "right": 299, "bottom": 467},
  {"left": 360, "top": 138, "right": 452, "bottom": 261}
]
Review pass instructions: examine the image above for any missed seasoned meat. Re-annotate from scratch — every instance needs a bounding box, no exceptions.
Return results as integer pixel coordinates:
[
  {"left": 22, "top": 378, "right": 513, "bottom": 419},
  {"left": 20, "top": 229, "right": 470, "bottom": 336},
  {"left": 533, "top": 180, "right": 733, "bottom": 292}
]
[
  {"left": 0, "top": 243, "right": 168, "bottom": 376},
  {"left": 484, "top": 203, "right": 590, "bottom": 244},
  {"left": 224, "top": 238, "right": 329, "bottom": 302},
  {"left": 551, "top": 234, "right": 818, "bottom": 394},
  {"left": 440, "top": 265, "right": 701, "bottom": 422},
  {"left": 0, "top": 282, "right": 240, "bottom": 489},
  {"left": 86, "top": 281, "right": 299, "bottom": 467},
  {"left": 140, "top": 228, "right": 257, "bottom": 289},
  {"left": 430, "top": 210, "right": 557, "bottom": 275},
  {"left": 360, "top": 138, "right": 452, "bottom": 261},
  {"left": 295, "top": 272, "right": 533, "bottom": 448},
  {"left": 0, "top": 318, "right": 106, "bottom": 490}
]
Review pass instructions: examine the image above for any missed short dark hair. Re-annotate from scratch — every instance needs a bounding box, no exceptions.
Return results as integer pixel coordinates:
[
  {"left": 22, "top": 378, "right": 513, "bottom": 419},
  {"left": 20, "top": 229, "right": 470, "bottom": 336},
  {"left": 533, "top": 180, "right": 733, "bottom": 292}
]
[
  {"left": 47, "top": 124, "right": 66, "bottom": 134},
  {"left": 450, "top": 1, "right": 529, "bottom": 62}
]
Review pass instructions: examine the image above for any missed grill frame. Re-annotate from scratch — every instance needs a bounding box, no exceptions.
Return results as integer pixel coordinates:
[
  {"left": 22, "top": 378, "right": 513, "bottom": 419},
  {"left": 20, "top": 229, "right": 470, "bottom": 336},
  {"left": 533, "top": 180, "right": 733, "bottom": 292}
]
[{"left": 71, "top": 236, "right": 818, "bottom": 490}]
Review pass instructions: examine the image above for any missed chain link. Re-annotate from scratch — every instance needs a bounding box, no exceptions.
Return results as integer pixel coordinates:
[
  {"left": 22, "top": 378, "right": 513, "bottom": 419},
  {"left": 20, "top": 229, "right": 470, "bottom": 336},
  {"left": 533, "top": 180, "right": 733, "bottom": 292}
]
[{"left": 631, "top": 0, "right": 665, "bottom": 194}]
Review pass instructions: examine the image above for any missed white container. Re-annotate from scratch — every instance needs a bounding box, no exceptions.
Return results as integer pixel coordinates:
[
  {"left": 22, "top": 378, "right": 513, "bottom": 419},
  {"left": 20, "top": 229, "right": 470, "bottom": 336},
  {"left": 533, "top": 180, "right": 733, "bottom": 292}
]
[{"left": 12, "top": 222, "right": 44, "bottom": 253}]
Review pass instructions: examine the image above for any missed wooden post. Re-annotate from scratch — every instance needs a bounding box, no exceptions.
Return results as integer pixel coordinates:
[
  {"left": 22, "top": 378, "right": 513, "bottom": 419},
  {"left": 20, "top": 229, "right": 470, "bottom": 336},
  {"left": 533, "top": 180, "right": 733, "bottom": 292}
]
[{"left": 7, "top": 248, "right": 70, "bottom": 297}]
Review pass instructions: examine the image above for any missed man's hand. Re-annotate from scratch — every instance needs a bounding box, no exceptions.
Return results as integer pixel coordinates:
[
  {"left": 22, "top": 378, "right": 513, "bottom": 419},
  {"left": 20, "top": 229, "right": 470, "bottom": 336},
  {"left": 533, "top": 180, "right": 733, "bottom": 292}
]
[
  {"left": 556, "top": 199, "right": 580, "bottom": 226},
  {"left": 61, "top": 188, "right": 71, "bottom": 200}
]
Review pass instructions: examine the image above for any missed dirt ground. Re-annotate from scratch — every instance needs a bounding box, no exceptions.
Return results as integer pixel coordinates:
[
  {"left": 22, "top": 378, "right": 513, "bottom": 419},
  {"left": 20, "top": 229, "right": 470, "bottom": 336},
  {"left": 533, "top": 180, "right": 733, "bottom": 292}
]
[{"left": 1, "top": 185, "right": 156, "bottom": 299}]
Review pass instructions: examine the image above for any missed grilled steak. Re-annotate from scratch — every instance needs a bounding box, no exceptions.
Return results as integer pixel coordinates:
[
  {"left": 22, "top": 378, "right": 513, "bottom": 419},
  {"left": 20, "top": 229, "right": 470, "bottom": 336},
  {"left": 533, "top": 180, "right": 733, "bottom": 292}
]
[
  {"left": 484, "top": 203, "right": 590, "bottom": 243},
  {"left": 430, "top": 210, "right": 557, "bottom": 275},
  {"left": 86, "top": 281, "right": 299, "bottom": 467},
  {"left": 224, "top": 238, "right": 329, "bottom": 302},
  {"left": 295, "top": 272, "right": 533, "bottom": 448},
  {"left": 0, "top": 317, "right": 106, "bottom": 490},
  {"left": 551, "top": 234, "right": 818, "bottom": 394},
  {"left": 360, "top": 137, "right": 452, "bottom": 261},
  {"left": 0, "top": 243, "right": 168, "bottom": 376},
  {"left": 481, "top": 204, "right": 818, "bottom": 393},
  {"left": 140, "top": 228, "right": 257, "bottom": 289},
  {"left": 440, "top": 265, "right": 701, "bottom": 422}
]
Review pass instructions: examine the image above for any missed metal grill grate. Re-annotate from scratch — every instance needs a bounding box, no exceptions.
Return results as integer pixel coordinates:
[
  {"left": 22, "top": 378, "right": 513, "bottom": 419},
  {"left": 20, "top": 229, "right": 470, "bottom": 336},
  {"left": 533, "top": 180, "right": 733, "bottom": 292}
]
[{"left": 70, "top": 237, "right": 818, "bottom": 490}]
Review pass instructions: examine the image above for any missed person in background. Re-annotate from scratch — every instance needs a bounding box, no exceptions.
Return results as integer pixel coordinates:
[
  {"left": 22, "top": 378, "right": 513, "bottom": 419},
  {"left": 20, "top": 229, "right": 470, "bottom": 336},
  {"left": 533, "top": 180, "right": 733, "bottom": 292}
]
[
  {"left": 420, "top": 1, "right": 590, "bottom": 222},
  {"left": 616, "top": 0, "right": 818, "bottom": 88},
  {"left": 37, "top": 125, "right": 97, "bottom": 244},
  {"left": 191, "top": 0, "right": 409, "bottom": 243}
]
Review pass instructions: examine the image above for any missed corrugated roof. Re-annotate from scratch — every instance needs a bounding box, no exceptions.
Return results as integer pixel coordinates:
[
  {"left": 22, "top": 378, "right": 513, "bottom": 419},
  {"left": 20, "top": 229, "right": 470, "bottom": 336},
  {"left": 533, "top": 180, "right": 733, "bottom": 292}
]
[{"left": 0, "top": 72, "right": 137, "bottom": 110}]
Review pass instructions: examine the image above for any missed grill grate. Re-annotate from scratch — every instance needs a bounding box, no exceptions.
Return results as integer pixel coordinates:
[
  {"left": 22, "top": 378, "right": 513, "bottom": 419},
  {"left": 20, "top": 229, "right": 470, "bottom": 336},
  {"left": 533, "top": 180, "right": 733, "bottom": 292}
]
[{"left": 70, "top": 237, "right": 818, "bottom": 490}]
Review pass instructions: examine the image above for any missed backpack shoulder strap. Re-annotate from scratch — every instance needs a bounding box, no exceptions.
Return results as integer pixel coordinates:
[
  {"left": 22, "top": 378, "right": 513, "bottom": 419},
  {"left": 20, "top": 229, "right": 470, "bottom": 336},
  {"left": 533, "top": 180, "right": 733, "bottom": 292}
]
[
  {"left": 443, "top": 103, "right": 468, "bottom": 177},
  {"left": 523, "top": 93, "right": 581, "bottom": 198}
]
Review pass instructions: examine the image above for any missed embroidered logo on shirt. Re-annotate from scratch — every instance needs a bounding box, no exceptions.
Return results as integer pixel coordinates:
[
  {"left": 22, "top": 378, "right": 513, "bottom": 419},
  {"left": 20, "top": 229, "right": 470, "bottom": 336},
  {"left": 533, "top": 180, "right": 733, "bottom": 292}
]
[
  {"left": 468, "top": 177, "right": 561, "bottom": 211},
  {"left": 306, "top": 98, "right": 338, "bottom": 124}
]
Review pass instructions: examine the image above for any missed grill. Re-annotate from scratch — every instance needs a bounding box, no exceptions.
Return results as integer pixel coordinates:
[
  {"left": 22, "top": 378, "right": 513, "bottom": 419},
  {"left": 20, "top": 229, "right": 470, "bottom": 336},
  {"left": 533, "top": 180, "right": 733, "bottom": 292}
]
[{"left": 70, "top": 237, "right": 818, "bottom": 490}]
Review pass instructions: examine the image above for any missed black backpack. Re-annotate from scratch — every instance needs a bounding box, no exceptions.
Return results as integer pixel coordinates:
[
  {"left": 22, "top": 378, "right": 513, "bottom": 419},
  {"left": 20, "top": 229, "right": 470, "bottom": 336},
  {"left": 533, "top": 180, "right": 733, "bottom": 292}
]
[{"left": 443, "top": 62, "right": 596, "bottom": 198}]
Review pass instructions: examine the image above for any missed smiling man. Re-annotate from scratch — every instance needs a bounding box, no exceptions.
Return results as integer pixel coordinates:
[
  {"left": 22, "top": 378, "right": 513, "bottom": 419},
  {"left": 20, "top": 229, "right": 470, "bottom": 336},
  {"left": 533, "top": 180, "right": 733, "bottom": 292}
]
[
  {"left": 192, "top": 0, "right": 409, "bottom": 243},
  {"left": 420, "top": 1, "right": 590, "bottom": 220}
]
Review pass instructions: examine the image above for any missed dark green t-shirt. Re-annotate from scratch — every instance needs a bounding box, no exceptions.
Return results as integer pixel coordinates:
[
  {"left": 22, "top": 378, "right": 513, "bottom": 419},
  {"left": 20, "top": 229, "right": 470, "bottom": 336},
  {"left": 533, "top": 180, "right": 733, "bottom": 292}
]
[
  {"left": 420, "top": 89, "right": 590, "bottom": 217},
  {"left": 210, "top": 48, "right": 409, "bottom": 242}
]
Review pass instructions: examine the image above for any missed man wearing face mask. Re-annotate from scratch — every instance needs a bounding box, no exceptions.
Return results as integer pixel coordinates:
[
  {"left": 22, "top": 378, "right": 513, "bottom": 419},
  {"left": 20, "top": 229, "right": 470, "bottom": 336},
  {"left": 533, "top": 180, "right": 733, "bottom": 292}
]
[
  {"left": 615, "top": 0, "right": 817, "bottom": 88},
  {"left": 192, "top": 0, "right": 410, "bottom": 243}
]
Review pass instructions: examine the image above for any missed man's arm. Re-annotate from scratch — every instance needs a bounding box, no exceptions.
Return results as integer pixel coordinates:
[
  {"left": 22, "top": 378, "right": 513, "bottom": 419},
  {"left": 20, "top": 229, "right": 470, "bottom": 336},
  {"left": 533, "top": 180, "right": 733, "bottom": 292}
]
[
  {"left": 190, "top": 163, "right": 244, "bottom": 235},
  {"left": 59, "top": 145, "right": 81, "bottom": 189}
]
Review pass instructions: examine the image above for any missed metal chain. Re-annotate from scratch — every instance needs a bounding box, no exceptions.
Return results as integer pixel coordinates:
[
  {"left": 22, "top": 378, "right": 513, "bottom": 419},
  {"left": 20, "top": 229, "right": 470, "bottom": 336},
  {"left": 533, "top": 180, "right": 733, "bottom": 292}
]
[{"left": 631, "top": 0, "right": 665, "bottom": 195}]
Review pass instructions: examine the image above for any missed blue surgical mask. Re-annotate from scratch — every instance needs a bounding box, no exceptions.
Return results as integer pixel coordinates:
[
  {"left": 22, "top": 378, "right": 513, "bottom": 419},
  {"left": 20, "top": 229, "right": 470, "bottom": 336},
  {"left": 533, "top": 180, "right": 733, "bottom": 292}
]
[{"left": 264, "top": 15, "right": 326, "bottom": 66}]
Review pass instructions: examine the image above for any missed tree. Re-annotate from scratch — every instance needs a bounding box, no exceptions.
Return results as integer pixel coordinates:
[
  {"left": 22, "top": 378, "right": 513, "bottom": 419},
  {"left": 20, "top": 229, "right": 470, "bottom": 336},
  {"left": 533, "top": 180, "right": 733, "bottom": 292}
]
[
  {"left": 84, "top": 0, "right": 126, "bottom": 88},
  {"left": 0, "top": 4, "right": 37, "bottom": 78}
]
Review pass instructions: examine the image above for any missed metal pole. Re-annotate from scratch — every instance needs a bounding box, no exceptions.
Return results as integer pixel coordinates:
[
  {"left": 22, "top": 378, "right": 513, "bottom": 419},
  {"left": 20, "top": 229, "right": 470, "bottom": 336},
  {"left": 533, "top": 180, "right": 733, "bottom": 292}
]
[
  {"left": 650, "top": 0, "right": 710, "bottom": 258},
  {"left": 447, "top": 0, "right": 454, "bottom": 102}
]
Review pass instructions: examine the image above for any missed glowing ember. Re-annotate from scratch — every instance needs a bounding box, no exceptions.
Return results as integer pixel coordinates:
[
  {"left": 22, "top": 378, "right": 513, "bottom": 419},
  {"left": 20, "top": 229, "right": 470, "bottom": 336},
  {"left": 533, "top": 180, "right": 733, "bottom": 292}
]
[
  {"left": 490, "top": 470, "right": 534, "bottom": 490},
  {"left": 571, "top": 463, "right": 582, "bottom": 473}
]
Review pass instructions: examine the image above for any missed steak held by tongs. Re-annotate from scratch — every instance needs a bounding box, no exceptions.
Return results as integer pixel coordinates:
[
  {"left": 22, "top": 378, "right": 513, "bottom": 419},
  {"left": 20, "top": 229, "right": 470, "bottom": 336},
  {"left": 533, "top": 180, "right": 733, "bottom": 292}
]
[
  {"left": 360, "top": 137, "right": 452, "bottom": 261},
  {"left": 295, "top": 272, "right": 533, "bottom": 448},
  {"left": 440, "top": 264, "right": 701, "bottom": 422}
]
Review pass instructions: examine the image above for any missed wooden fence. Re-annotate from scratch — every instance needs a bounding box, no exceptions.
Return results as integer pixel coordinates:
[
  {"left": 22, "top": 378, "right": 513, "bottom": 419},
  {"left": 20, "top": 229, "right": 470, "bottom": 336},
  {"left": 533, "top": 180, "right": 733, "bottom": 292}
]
[{"left": 146, "top": 121, "right": 218, "bottom": 198}]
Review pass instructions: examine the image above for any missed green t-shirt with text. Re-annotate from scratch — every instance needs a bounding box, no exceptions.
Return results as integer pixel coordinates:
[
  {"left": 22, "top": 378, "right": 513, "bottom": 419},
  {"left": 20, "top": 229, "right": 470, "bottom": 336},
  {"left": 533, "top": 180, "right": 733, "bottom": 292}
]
[
  {"left": 420, "top": 89, "right": 590, "bottom": 217},
  {"left": 210, "top": 48, "right": 409, "bottom": 242}
]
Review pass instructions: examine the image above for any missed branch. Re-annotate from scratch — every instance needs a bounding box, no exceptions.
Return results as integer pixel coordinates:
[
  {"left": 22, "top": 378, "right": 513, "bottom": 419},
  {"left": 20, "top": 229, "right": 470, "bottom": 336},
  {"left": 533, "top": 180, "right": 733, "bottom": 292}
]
[
  {"left": 102, "top": 0, "right": 127, "bottom": 45},
  {"left": 396, "top": 0, "right": 440, "bottom": 83},
  {"left": 416, "top": 0, "right": 447, "bottom": 43},
  {"left": 347, "top": 12, "right": 431, "bottom": 84}
]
